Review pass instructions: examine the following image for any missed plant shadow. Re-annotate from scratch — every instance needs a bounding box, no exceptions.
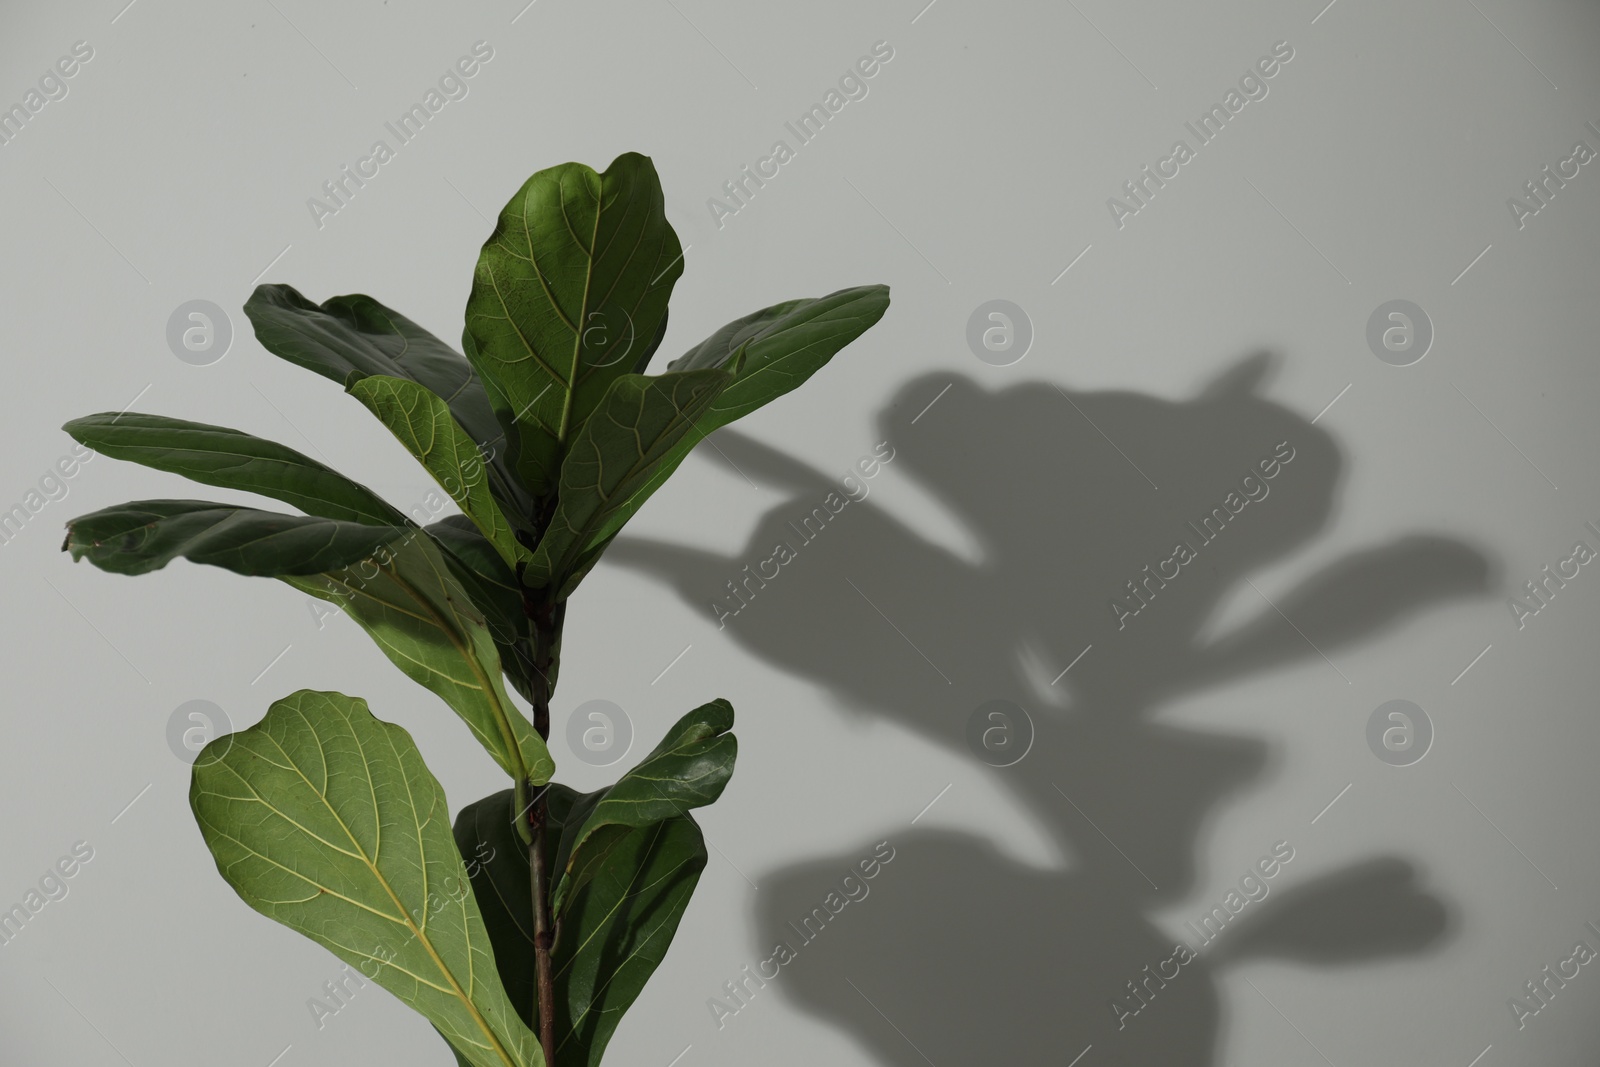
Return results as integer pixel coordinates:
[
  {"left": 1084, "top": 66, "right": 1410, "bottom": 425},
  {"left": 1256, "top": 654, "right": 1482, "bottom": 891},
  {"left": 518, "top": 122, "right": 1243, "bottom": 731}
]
[{"left": 607, "top": 355, "right": 1481, "bottom": 1064}]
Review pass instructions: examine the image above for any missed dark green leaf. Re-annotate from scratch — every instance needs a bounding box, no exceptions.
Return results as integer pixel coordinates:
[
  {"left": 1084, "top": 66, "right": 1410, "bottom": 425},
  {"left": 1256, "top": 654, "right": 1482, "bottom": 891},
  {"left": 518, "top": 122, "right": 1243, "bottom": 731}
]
[
  {"left": 454, "top": 786, "right": 709, "bottom": 1067},
  {"left": 553, "top": 818, "right": 705, "bottom": 1067},
  {"left": 425, "top": 516, "right": 545, "bottom": 703},
  {"left": 551, "top": 699, "right": 734, "bottom": 915},
  {"left": 62, "top": 499, "right": 406, "bottom": 577},
  {"left": 462, "top": 154, "right": 684, "bottom": 499},
  {"left": 669, "top": 285, "right": 890, "bottom": 427},
  {"left": 572, "top": 285, "right": 891, "bottom": 563},
  {"left": 453, "top": 784, "right": 582, "bottom": 1028},
  {"left": 524, "top": 368, "right": 732, "bottom": 595},
  {"left": 63, "top": 412, "right": 406, "bottom": 526},
  {"left": 191, "top": 690, "right": 543, "bottom": 1067},
  {"left": 244, "top": 284, "right": 535, "bottom": 529}
]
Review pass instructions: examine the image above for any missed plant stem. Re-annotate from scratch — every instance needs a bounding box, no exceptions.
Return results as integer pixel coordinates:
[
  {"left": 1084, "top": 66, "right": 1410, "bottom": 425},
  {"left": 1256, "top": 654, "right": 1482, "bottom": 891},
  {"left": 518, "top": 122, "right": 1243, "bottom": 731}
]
[
  {"left": 525, "top": 593, "right": 563, "bottom": 1067},
  {"left": 528, "top": 809, "right": 556, "bottom": 1065}
]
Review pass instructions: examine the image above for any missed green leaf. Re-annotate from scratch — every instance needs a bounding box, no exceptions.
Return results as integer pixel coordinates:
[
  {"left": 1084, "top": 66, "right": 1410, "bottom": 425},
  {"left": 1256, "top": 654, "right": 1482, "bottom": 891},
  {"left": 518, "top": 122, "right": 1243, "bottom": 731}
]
[
  {"left": 551, "top": 699, "right": 735, "bottom": 916},
  {"left": 348, "top": 375, "right": 532, "bottom": 567},
  {"left": 462, "top": 153, "right": 685, "bottom": 500},
  {"left": 669, "top": 284, "right": 890, "bottom": 426},
  {"left": 452, "top": 784, "right": 581, "bottom": 1028},
  {"left": 425, "top": 516, "right": 545, "bottom": 703},
  {"left": 244, "top": 284, "right": 535, "bottom": 529},
  {"left": 446, "top": 1040, "right": 476, "bottom": 1067},
  {"left": 62, "top": 499, "right": 407, "bottom": 577},
  {"left": 552, "top": 818, "right": 705, "bottom": 1067},
  {"left": 524, "top": 368, "right": 732, "bottom": 596},
  {"left": 63, "top": 412, "right": 407, "bottom": 527},
  {"left": 282, "top": 533, "right": 553, "bottom": 785},
  {"left": 190, "top": 690, "right": 543, "bottom": 1067},
  {"left": 570, "top": 285, "right": 892, "bottom": 563},
  {"left": 62, "top": 498, "right": 549, "bottom": 784},
  {"left": 454, "top": 785, "right": 709, "bottom": 1067}
]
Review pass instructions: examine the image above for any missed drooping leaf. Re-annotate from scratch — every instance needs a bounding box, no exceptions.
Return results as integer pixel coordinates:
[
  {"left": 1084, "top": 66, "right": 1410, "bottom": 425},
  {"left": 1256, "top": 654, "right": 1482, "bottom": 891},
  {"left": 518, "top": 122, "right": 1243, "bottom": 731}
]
[
  {"left": 462, "top": 153, "right": 685, "bottom": 500},
  {"left": 550, "top": 699, "right": 735, "bottom": 915},
  {"left": 62, "top": 412, "right": 407, "bottom": 527},
  {"left": 62, "top": 499, "right": 407, "bottom": 577},
  {"left": 282, "top": 533, "right": 553, "bottom": 785},
  {"left": 244, "top": 284, "right": 535, "bottom": 529},
  {"left": 559, "top": 286, "right": 892, "bottom": 571},
  {"left": 524, "top": 368, "right": 732, "bottom": 596},
  {"left": 348, "top": 375, "right": 532, "bottom": 567},
  {"left": 454, "top": 785, "right": 709, "bottom": 1067},
  {"left": 190, "top": 690, "right": 543, "bottom": 1067}
]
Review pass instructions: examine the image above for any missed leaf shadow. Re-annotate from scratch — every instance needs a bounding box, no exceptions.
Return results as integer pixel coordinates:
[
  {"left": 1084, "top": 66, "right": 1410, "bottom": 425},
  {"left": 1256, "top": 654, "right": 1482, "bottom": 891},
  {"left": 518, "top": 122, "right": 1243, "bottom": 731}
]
[{"left": 606, "top": 355, "right": 1484, "bottom": 1064}]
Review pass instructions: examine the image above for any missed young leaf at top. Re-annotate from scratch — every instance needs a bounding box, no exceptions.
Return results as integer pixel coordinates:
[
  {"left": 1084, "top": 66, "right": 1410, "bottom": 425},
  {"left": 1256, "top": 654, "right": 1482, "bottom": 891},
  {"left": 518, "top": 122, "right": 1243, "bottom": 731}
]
[
  {"left": 347, "top": 374, "right": 533, "bottom": 568},
  {"left": 63, "top": 413, "right": 409, "bottom": 527},
  {"left": 190, "top": 689, "right": 543, "bottom": 1067},
  {"left": 282, "top": 533, "right": 553, "bottom": 786},
  {"left": 550, "top": 698, "right": 735, "bottom": 915},
  {"left": 522, "top": 367, "right": 733, "bottom": 596},
  {"left": 462, "top": 153, "right": 684, "bottom": 501},
  {"left": 244, "top": 284, "right": 536, "bottom": 531}
]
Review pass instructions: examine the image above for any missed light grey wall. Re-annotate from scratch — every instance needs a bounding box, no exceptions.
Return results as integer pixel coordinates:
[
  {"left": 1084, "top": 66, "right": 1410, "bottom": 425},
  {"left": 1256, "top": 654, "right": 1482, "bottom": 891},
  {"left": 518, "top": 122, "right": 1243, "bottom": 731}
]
[{"left": 2, "top": 0, "right": 1599, "bottom": 1064}]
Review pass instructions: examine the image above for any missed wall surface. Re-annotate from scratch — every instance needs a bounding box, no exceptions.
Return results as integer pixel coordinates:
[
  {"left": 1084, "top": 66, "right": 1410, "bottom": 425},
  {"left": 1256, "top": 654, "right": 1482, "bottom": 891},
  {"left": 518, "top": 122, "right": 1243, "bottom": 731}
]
[{"left": 2, "top": 1, "right": 1599, "bottom": 1065}]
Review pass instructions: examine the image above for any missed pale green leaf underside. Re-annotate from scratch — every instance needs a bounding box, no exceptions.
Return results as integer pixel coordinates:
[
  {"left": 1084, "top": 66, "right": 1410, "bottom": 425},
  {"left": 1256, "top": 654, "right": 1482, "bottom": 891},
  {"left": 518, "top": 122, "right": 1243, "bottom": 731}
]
[
  {"left": 281, "top": 534, "right": 552, "bottom": 785},
  {"left": 189, "top": 690, "right": 542, "bottom": 1067}
]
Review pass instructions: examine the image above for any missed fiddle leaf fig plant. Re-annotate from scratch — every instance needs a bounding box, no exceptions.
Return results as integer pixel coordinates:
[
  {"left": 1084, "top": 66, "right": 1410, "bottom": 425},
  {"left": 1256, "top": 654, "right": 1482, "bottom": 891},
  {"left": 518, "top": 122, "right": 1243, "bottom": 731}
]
[{"left": 61, "top": 152, "right": 889, "bottom": 1066}]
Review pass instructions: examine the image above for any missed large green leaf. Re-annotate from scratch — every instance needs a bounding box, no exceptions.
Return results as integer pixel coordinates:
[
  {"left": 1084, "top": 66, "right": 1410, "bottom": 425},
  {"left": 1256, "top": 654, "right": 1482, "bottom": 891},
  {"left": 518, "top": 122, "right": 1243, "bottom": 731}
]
[
  {"left": 571, "top": 285, "right": 892, "bottom": 562},
  {"left": 462, "top": 154, "right": 685, "bottom": 500},
  {"left": 348, "top": 375, "right": 532, "bottom": 568},
  {"left": 454, "top": 785, "right": 709, "bottom": 1067},
  {"left": 524, "top": 368, "right": 732, "bottom": 596},
  {"left": 550, "top": 699, "right": 735, "bottom": 915},
  {"left": 62, "top": 499, "right": 406, "bottom": 577},
  {"left": 63, "top": 412, "right": 407, "bottom": 527},
  {"left": 244, "top": 284, "right": 535, "bottom": 530},
  {"left": 190, "top": 690, "right": 543, "bottom": 1067},
  {"left": 282, "top": 533, "right": 552, "bottom": 785}
]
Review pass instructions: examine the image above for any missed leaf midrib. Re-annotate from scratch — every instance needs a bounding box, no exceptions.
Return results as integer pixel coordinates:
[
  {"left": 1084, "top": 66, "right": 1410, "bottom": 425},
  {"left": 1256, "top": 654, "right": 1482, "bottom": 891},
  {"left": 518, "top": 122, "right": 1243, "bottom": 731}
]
[{"left": 248, "top": 711, "right": 520, "bottom": 1067}]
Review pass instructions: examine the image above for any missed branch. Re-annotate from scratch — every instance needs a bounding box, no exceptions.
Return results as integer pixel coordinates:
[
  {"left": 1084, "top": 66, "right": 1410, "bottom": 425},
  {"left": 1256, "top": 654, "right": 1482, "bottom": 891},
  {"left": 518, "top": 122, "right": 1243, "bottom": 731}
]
[{"left": 524, "top": 594, "right": 563, "bottom": 1066}]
